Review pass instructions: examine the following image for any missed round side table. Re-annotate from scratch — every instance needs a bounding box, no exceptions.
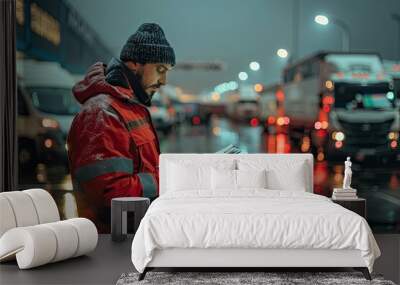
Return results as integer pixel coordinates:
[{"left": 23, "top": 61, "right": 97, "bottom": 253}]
[{"left": 111, "top": 197, "right": 150, "bottom": 242}]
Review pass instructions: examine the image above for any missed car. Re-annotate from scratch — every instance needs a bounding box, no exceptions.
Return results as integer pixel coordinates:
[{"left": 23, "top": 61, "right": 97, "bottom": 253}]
[{"left": 149, "top": 97, "right": 174, "bottom": 136}]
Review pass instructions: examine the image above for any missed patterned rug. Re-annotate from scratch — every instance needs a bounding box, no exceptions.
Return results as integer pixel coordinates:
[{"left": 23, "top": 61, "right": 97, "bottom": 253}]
[{"left": 116, "top": 271, "right": 396, "bottom": 285}]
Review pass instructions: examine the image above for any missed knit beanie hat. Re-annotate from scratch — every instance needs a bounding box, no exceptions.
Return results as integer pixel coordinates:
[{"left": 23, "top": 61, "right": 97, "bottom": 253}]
[{"left": 120, "top": 23, "right": 176, "bottom": 66}]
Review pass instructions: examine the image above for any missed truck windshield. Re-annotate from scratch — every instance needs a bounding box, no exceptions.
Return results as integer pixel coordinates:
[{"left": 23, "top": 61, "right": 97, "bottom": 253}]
[
  {"left": 28, "top": 87, "right": 80, "bottom": 115},
  {"left": 334, "top": 84, "right": 395, "bottom": 110}
]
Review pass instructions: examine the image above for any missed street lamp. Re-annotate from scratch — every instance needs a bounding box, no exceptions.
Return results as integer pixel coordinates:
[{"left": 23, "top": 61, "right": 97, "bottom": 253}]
[
  {"left": 315, "top": 14, "right": 351, "bottom": 52},
  {"left": 249, "top": 61, "right": 260, "bottom": 71},
  {"left": 238, "top": 72, "right": 248, "bottom": 81},
  {"left": 314, "top": 15, "right": 329, "bottom": 26},
  {"left": 277, "top": 49, "right": 289, "bottom": 58}
]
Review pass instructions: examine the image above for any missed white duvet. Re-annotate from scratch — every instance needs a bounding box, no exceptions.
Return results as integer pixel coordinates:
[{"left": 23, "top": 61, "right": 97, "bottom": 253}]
[{"left": 131, "top": 190, "right": 380, "bottom": 273}]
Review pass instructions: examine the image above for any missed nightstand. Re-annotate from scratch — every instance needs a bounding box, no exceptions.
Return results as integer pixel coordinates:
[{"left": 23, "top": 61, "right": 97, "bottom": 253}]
[
  {"left": 111, "top": 197, "right": 150, "bottom": 242},
  {"left": 331, "top": 198, "right": 366, "bottom": 218}
]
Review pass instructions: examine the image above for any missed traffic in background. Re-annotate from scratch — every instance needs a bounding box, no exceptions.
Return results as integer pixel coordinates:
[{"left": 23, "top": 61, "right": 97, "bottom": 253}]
[{"left": 15, "top": 0, "right": 400, "bottom": 233}]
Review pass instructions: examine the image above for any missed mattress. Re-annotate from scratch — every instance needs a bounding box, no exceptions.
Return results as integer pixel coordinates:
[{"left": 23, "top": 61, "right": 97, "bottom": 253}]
[{"left": 131, "top": 190, "right": 380, "bottom": 273}]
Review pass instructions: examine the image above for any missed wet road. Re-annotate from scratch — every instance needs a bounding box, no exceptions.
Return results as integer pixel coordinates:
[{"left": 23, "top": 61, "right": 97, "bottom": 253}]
[{"left": 19, "top": 116, "right": 400, "bottom": 233}]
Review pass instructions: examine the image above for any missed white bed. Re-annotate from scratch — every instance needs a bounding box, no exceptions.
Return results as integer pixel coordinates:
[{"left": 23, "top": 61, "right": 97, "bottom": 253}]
[{"left": 131, "top": 154, "right": 380, "bottom": 280}]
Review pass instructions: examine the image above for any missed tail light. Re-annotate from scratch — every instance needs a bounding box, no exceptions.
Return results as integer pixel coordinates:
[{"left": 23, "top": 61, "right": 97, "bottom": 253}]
[
  {"left": 267, "top": 116, "right": 276, "bottom": 125},
  {"left": 192, "top": 116, "right": 201, "bottom": 125},
  {"left": 283, "top": 116, "right": 290, "bottom": 125},
  {"left": 250, "top": 118, "right": 259, "bottom": 127},
  {"left": 277, "top": 117, "right": 285, "bottom": 126}
]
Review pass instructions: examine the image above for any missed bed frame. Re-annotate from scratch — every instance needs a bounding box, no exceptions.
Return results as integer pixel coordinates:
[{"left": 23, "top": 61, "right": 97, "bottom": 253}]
[
  {"left": 138, "top": 154, "right": 372, "bottom": 281},
  {"left": 139, "top": 248, "right": 371, "bottom": 280}
]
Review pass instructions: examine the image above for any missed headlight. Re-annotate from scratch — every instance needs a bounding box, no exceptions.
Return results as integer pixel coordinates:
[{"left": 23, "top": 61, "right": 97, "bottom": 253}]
[
  {"left": 42, "top": 118, "right": 59, "bottom": 129},
  {"left": 388, "top": 131, "right": 398, "bottom": 140},
  {"left": 325, "top": 80, "right": 334, "bottom": 90},
  {"left": 332, "top": 131, "right": 345, "bottom": 141},
  {"left": 44, "top": 139, "right": 54, "bottom": 148}
]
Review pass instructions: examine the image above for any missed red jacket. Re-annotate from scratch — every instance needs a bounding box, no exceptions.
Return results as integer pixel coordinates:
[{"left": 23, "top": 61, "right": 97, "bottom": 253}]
[{"left": 67, "top": 62, "right": 160, "bottom": 223}]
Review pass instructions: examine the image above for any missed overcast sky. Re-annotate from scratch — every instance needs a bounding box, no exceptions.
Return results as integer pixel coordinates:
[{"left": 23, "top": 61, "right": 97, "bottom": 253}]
[{"left": 67, "top": 0, "right": 400, "bottom": 94}]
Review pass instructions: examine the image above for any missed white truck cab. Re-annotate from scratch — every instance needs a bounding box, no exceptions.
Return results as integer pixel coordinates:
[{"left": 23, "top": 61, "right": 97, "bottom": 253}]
[{"left": 17, "top": 60, "right": 79, "bottom": 177}]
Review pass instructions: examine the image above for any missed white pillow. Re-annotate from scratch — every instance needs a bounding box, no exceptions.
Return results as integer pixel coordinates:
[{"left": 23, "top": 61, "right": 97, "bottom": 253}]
[
  {"left": 167, "top": 159, "right": 236, "bottom": 192},
  {"left": 211, "top": 168, "right": 236, "bottom": 190},
  {"left": 237, "top": 169, "right": 267, "bottom": 189},
  {"left": 266, "top": 164, "right": 307, "bottom": 191},
  {"left": 211, "top": 169, "right": 267, "bottom": 190},
  {"left": 168, "top": 163, "right": 210, "bottom": 191},
  {"left": 237, "top": 159, "right": 308, "bottom": 191}
]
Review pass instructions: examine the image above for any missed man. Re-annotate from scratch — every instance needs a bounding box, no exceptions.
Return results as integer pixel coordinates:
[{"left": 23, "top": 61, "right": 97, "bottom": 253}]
[{"left": 67, "top": 23, "right": 175, "bottom": 231}]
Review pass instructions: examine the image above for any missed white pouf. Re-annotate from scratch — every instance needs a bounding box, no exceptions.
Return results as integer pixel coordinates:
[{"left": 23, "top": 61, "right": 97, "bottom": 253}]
[
  {"left": 1, "top": 191, "right": 39, "bottom": 227},
  {"left": 0, "top": 226, "right": 57, "bottom": 269},
  {"left": 0, "top": 189, "right": 98, "bottom": 269},
  {"left": 0, "top": 196, "right": 17, "bottom": 237},
  {"left": 24, "top": 188, "right": 60, "bottom": 223},
  {"left": 42, "top": 221, "right": 79, "bottom": 262}
]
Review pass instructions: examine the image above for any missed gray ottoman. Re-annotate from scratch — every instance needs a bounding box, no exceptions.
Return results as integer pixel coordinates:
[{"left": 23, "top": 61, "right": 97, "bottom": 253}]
[{"left": 111, "top": 197, "right": 150, "bottom": 242}]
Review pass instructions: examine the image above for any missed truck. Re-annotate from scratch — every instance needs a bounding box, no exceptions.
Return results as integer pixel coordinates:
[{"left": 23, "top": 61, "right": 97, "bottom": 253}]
[
  {"left": 149, "top": 95, "right": 175, "bottom": 136},
  {"left": 226, "top": 84, "right": 260, "bottom": 124},
  {"left": 17, "top": 60, "right": 79, "bottom": 173},
  {"left": 282, "top": 51, "right": 399, "bottom": 162},
  {"left": 259, "top": 83, "right": 289, "bottom": 134}
]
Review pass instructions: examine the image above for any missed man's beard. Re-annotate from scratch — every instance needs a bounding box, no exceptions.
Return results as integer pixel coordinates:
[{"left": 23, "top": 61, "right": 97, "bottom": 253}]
[
  {"left": 121, "top": 64, "right": 153, "bottom": 106},
  {"left": 140, "top": 76, "right": 161, "bottom": 97},
  {"left": 104, "top": 58, "right": 158, "bottom": 107}
]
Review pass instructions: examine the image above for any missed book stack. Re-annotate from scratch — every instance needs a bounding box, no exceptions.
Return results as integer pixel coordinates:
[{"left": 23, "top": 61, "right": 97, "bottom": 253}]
[{"left": 332, "top": 188, "right": 358, "bottom": 200}]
